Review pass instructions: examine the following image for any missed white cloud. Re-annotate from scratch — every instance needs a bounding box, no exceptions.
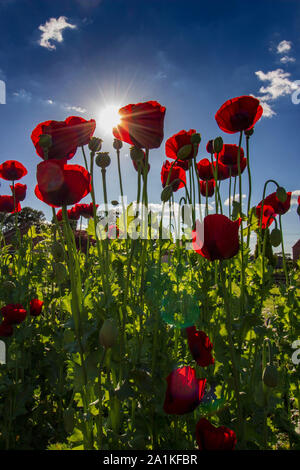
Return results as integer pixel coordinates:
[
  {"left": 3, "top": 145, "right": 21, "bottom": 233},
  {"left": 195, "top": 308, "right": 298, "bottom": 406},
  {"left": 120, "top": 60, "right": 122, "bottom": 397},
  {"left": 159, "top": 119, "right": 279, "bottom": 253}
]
[
  {"left": 224, "top": 194, "right": 246, "bottom": 207},
  {"left": 277, "top": 40, "right": 292, "bottom": 54},
  {"left": 254, "top": 68, "right": 299, "bottom": 118},
  {"left": 38, "top": 16, "right": 77, "bottom": 50},
  {"left": 280, "top": 55, "right": 296, "bottom": 64}
]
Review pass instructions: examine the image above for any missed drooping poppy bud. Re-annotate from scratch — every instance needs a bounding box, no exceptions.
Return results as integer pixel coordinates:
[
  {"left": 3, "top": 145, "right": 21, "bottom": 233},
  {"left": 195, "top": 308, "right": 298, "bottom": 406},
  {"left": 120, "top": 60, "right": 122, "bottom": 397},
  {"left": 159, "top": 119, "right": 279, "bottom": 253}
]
[
  {"left": 276, "top": 186, "right": 287, "bottom": 203},
  {"left": 99, "top": 319, "right": 118, "bottom": 349},
  {"left": 262, "top": 364, "right": 278, "bottom": 388},
  {"left": 270, "top": 228, "right": 281, "bottom": 247},
  {"left": 213, "top": 136, "right": 223, "bottom": 153},
  {"left": 161, "top": 185, "right": 173, "bottom": 202}
]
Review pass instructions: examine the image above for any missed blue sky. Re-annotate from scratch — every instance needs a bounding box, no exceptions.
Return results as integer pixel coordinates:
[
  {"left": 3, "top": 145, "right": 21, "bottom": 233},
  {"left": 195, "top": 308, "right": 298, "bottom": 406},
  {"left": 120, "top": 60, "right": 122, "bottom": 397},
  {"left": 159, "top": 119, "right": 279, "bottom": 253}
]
[{"left": 0, "top": 0, "right": 299, "bottom": 252}]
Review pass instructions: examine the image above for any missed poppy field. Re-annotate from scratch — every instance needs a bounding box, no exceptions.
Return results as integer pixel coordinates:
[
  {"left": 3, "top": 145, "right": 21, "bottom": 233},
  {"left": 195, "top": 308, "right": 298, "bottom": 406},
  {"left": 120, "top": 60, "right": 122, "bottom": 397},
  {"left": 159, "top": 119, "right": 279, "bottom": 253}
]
[{"left": 0, "top": 96, "right": 299, "bottom": 451}]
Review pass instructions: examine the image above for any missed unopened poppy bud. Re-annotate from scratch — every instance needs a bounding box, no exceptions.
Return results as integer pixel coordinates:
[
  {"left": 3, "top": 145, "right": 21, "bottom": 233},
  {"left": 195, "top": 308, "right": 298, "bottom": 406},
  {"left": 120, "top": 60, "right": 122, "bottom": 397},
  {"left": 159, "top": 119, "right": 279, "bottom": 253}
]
[
  {"left": 95, "top": 152, "right": 111, "bottom": 168},
  {"left": 39, "top": 134, "right": 52, "bottom": 150},
  {"left": 270, "top": 228, "right": 281, "bottom": 247},
  {"left": 99, "top": 319, "right": 118, "bottom": 349},
  {"left": 88, "top": 137, "right": 102, "bottom": 153},
  {"left": 113, "top": 139, "right": 123, "bottom": 150},
  {"left": 51, "top": 241, "right": 65, "bottom": 262},
  {"left": 297, "top": 205, "right": 300, "bottom": 216},
  {"left": 53, "top": 262, "right": 68, "bottom": 284},
  {"left": 262, "top": 364, "right": 278, "bottom": 388},
  {"left": 161, "top": 185, "right": 173, "bottom": 202},
  {"left": 177, "top": 144, "right": 192, "bottom": 160},
  {"left": 130, "top": 146, "right": 144, "bottom": 162},
  {"left": 190, "top": 133, "right": 201, "bottom": 145},
  {"left": 276, "top": 186, "right": 287, "bottom": 203},
  {"left": 245, "top": 128, "right": 254, "bottom": 137},
  {"left": 213, "top": 136, "right": 223, "bottom": 153},
  {"left": 206, "top": 140, "right": 214, "bottom": 154},
  {"left": 63, "top": 408, "right": 75, "bottom": 434}
]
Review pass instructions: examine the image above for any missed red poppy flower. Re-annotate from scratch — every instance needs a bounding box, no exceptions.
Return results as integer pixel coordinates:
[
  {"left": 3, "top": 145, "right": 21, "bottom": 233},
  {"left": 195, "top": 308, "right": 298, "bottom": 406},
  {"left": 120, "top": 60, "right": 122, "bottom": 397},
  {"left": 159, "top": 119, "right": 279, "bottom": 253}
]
[
  {"left": 229, "top": 157, "right": 247, "bottom": 177},
  {"left": 192, "top": 215, "right": 241, "bottom": 261},
  {"left": 31, "top": 116, "right": 96, "bottom": 160},
  {"left": 197, "top": 159, "right": 214, "bottom": 180},
  {"left": 30, "top": 299, "right": 44, "bottom": 317},
  {"left": 0, "top": 160, "right": 27, "bottom": 181},
  {"left": 218, "top": 144, "right": 245, "bottom": 166},
  {"left": 175, "top": 159, "right": 191, "bottom": 171},
  {"left": 113, "top": 101, "right": 166, "bottom": 149},
  {"left": 215, "top": 96, "right": 263, "bottom": 134},
  {"left": 163, "top": 366, "right": 206, "bottom": 415},
  {"left": 196, "top": 418, "right": 237, "bottom": 450},
  {"left": 0, "top": 195, "right": 21, "bottom": 213},
  {"left": 213, "top": 161, "right": 230, "bottom": 181},
  {"left": 200, "top": 179, "right": 215, "bottom": 197},
  {"left": 1, "top": 304, "right": 27, "bottom": 325},
  {"left": 186, "top": 326, "right": 215, "bottom": 367},
  {"left": 10, "top": 183, "right": 27, "bottom": 202},
  {"left": 165, "top": 129, "right": 199, "bottom": 162},
  {"left": 256, "top": 204, "right": 277, "bottom": 229},
  {"left": 161, "top": 160, "right": 186, "bottom": 192},
  {"left": 0, "top": 321, "right": 13, "bottom": 337},
  {"left": 35, "top": 159, "right": 91, "bottom": 207},
  {"left": 75, "top": 202, "right": 98, "bottom": 219},
  {"left": 257, "top": 191, "right": 291, "bottom": 217}
]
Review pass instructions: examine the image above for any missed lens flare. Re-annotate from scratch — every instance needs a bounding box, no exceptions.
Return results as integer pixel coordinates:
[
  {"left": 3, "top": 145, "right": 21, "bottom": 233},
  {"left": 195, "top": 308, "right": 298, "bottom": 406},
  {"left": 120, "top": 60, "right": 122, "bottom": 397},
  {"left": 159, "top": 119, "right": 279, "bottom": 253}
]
[{"left": 98, "top": 104, "right": 121, "bottom": 135}]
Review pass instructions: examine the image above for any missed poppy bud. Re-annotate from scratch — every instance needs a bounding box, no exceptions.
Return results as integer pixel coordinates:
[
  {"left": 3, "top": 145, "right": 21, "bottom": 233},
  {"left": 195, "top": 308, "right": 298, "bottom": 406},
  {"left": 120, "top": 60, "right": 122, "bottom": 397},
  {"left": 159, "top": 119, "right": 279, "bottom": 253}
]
[
  {"left": 206, "top": 140, "right": 214, "bottom": 154},
  {"left": 38, "top": 134, "right": 52, "bottom": 150},
  {"left": 177, "top": 144, "right": 193, "bottom": 160},
  {"left": 276, "top": 187, "right": 287, "bottom": 203},
  {"left": 113, "top": 139, "right": 123, "bottom": 150},
  {"left": 262, "top": 364, "right": 278, "bottom": 388},
  {"left": 213, "top": 136, "right": 223, "bottom": 153},
  {"left": 245, "top": 128, "right": 254, "bottom": 137},
  {"left": 270, "top": 228, "right": 281, "bottom": 247},
  {"left": 88, "top": 137, "right": 102, "bottom": 153},
  {"left": 99, "top": 319, "right": 118, "bottom": 349},
  {"left": 95, "top": 152, "right": 111, "bottom": 168},
  {"left": 130, "top": 146, "right": 144, "bottom": 162},
  {"left": 63, "top": 408, "right": 75, "bottom": 434},
  {"left": 297, "top": 205, "right": 300, "bottom": 216},
  {"left": 190, "top": 133, "right": 201, "bottom": 145},
  {"left": 51, "top": 241, "right": 65, "bottom": 262},
  {"left": 53, "top": 262, "right": 68, "bottom": 284},
  {"left": 161, "top": 185, "right": 173, "bottom": 202}
]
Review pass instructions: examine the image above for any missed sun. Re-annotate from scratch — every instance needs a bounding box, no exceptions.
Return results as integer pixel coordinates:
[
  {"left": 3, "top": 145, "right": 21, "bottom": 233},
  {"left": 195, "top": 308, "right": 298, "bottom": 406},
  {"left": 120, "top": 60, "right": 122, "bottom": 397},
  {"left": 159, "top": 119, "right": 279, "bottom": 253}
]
[{"left": 98, "top": 104, "right": 121, "bottom": 135}]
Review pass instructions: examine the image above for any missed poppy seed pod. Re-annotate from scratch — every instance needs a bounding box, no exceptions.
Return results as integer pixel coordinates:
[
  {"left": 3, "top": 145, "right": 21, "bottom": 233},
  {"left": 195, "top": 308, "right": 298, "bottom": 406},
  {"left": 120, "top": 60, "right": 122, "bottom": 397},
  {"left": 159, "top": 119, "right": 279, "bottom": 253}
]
[
  {"left": 53, "top": 262, "right": 68, "bottom": 284},
  {"left": 99, "top": 319, "right": 118, "bottom": 349},
  {"left": 177, "top": 144, "right": 193, "bottom": 160},
  {"left": 190, "top": 133, "right": 201, "bottom": 145},
  {"left": 130, "top": 146, "right": 144, "bottom": 162},
  {"left": 113, "top": 139, "right": 123, "bottom": 150},
  {"left": 95, "top": 152, "right": 111, "bottom": 168},
  {"left": 262, "top": 364, "right": 278, "bottom": 388},
  {"left": 270, "top": 228, "right": 281, "bottom": 247},
  {"left": 276, "top": 187, "right": 287, "bottom": 203},
  {"left": 213, "top": 136, "right": 223, "bottom": 153},
  {"left": 89, "top": 137, "right": 103, "bottom": 153},
  {"left": 38, "top": 134, "right": 52, "bottom": 150},
  {"left": 161, "top": 185, "right": 173, "bottom": 202}
]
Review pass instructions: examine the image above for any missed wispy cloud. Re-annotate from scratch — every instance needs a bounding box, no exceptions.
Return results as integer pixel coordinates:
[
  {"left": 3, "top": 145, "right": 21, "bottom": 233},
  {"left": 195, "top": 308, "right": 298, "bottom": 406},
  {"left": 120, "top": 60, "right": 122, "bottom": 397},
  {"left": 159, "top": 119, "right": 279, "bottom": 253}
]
[
  {"left": 38, "top": 16, "right": 77, "bottom": 51},
  {"left": 280, "top": 56, "right": 296, "bottom": 64},
  {"left": 12, "top": 89, "right": 32, "bottom": 102},
  {"left": 277, "top": 40, "right": 292, "bottom": 54},
  {"left": 40, "top": 97, "right": 87, "bottom": 114}
]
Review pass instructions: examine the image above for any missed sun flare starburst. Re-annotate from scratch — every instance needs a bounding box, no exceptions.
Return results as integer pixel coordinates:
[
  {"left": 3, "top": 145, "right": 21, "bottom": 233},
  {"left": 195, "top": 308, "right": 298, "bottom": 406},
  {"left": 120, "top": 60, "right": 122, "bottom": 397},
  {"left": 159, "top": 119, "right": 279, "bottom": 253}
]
[{"left": 98, "top": 104, "right": 121, "bottom": 135}]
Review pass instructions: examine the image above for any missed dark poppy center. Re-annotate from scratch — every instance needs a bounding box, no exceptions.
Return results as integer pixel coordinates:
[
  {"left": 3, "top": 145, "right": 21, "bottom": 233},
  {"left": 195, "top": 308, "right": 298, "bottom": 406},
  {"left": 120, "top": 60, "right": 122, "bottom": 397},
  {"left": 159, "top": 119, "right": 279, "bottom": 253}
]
[{"left": 230, "top": 111, "right": 250, "bottom": 131}]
